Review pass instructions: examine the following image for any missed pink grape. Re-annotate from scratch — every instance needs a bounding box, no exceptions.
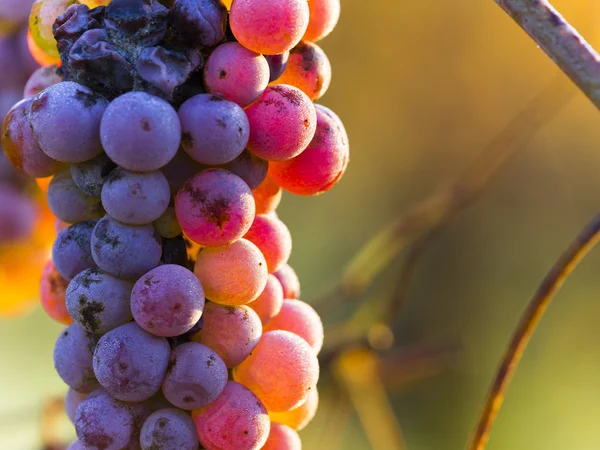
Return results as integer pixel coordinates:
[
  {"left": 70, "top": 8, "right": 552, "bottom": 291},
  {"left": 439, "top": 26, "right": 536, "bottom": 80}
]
[
  {"left": 175, "top": 168, "right": 255, "bottom": 247},
  {"left": 233, "top": 330, "right": 319, "bottom": 412},
  {"left": 268, "top": 104, "right": 349, "bottom": 195},
  {"left": 243, "top": 214, "right": 292, "bottom": 273},
  {"left": 269, "top": 388, "right": 319, "bottom": 431},
  {"left": 192, "top": 381, "right": 270, "bottom": 450},
  {"left": 193, "top": 239, "right": 268, "bottom": 306},
  {"left": 131, "top": 264, "right": 205, "bottom": 337},
  {"left": 303, "top": 0, "right": 340, "bottom": 42},
  {"left": 1, "top": 97, "right": 65, "bottom": 177},
  {"left": 23, "top": 64, "right": 62, "bottom": 98},
  {"left": 263, "top": 299, "right": 324, "bottom": 353},
  {"left": 277, "top": 41, "right": 332, "bottom": 101},
  {"left": 40, "top": 260, "right": 72, "bottom": 325},
  {"left": 192, "top": 302, "right": 262, "bottom": 367},
  {"left": 245, "top": 85, "right": 316, "bottom": 161},
  {"left": 253, "top": 176, "right": 282, "bottom": 215},
  {"left": 204, "top": 42, "right": 270, "bottom": 107},
  {"left": 161, "top": 342, "right": 228, "bottom": 410},
  {"left": 273, "top": 264, "right": 300, "bottom": 299},
  {"left": 248, "top": 274, "right": 284, "bottom": 325},
  {"left": 262, "top": 423, "right": 302, "bottom": 450},
  {"left": 230, "top": 0, "right": 309, "bottom": 55}
]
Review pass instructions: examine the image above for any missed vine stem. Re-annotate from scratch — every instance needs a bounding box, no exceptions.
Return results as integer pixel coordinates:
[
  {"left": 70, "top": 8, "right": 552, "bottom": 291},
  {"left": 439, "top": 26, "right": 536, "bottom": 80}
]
[
  {"left": 492, "top": 0, "right": 600, "bottom": 109},
  {"left": 468, "top": 213, "right": 600, "bottom": 450}
]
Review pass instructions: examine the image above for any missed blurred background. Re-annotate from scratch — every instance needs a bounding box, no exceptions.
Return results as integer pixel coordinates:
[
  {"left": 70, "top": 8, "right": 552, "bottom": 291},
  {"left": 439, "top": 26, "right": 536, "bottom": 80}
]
[{"left": 3, "top": 0, "right": 600, "bottom": 449}]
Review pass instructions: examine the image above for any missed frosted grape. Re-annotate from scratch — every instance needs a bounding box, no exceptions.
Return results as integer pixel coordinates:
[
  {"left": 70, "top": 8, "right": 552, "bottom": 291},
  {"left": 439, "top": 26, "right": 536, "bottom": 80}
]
[
  {"left": 253, "top": 176, "right": 282, "bottom": 215},
  {"left": 221, "top": 149, "right": 268, "bottom": 190},
  {"left": 65, "top": 388, "right": 88, "bottom": 424},
  {"left": 101, "top": 168, "right": 170, "bottom": 225},
  {"left": 161, "top": 342, "right": 228, "bottom": 410},
  {"left": 303, "top": 0, "right": 341, "bottom": 42},
  {"left": 178, "top": 94, "right": 249, "bottom": 165},
  {"left": 262, "top": 423, "right": 302, "bottom": 450},
  {"left": 273, "top": 264, "right": 301, "bottom": 299},
  {"left": 193, "top": 239, "right": 268, "bottom": 306},
  {"left": 30, "top": 81, "right": 107, "bottom": 163},
  {"left": 277, "top": 41, "right": 332, "bottom": 101},
  {"left": 268, "top": 104, "right": 349, "bottom": 195},
  {"left": 204, "top": 42, "right": 270, "bottom": 107},
  {"left": 40, "top": 259, "right": 72, "bottom": 325},
  {"left": 192, "top": 302, "right": 262, "bottom": 367},
  {"left": 1, "top": 97, "right": 65, "bottom": 178},
  {"left": 66, "top": 268, "right": 134, "bottom": 334},
  {"left": 243, "top": 214, "right": 292, "bottom": 273},
  {"left": 249, "top": 274, "right": 284, "bottom": 325},
  {"left": 192, "top": 381, "right": 270, "bottom": 450},
  {"left": 263, "top": 299, "right": 324, "bottom": 353},
  {"left": 24, "top": 64, "right": 62, "bottom": 98},
  {"left": 269, "top": 388, "right": 319, "bottom": 431},
  {"left": 140, "top": 408, "right": 199, "bottom": 450},
  {"left": 71, "top": 153, "right": 117, "bottom": 199},
  {"left": 230, "top": 0, "right": 309, "bottom": 55},
  {"left": 175, "top": 168, "right": 255, "bottom": 247},
  {"left": 53, "top": 220, "right": 98, "bottom": 280},
  {"left": 91, "top": 216, "right": 162, "bottom": 280},
  {"left": 54, "top": 323, "right": 100, "bottom": 393},
  {"left": 265, "top": 52, "right": 290, "bottom": 83},
  {"left": 245, "top": 85, "right": 316, "bottom": 161},
  {"left": 93, "top": 322, "right": 170, "bottom": 402},
  {"left": 131, "top": 264, "right": 205, "bottom": 337},
  {"left": 47, "top": 170, "right": 104, "bottom": 223},
  {"left": 233, "top": 330, "right": 319, "bottom": 412},
  {"left": 100, "top": 92, "right": 180, "bottom": 171}
]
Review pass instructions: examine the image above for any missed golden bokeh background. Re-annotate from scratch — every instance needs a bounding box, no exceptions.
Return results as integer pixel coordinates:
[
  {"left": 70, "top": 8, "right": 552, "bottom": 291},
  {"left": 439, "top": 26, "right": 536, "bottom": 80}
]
[{"left": 3, "top": 0, "right": 600, "bottom": 449}]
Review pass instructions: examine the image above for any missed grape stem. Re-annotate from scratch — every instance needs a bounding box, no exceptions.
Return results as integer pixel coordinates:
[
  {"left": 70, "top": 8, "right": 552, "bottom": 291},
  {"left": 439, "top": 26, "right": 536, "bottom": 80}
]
[
  {"left": 492, "top": 0, "right": 600, "bottom": 109},
  {"left": 468, "top": 213, "right": 600, "bottom": 450}
]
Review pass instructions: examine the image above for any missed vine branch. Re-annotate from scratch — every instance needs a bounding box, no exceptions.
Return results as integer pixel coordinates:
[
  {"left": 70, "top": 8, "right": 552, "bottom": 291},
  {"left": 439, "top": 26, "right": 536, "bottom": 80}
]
[
  {"left": 468, "top": 213, "right": 600, "bottom": 450},
  {"left": 493, "top": 0, "right": 600, "bottom": 109}
]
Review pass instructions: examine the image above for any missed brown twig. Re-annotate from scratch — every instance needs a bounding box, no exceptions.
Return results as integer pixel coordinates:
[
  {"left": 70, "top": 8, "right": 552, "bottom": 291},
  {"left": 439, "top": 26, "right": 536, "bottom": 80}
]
[
  {"left": 468, "top": 213, "right": 600, "bottom": 450},
  {"left": 339, "top": 75, "right": 573, "bottom": 296},
  {"left": 492, "top": 0, "right": 600, "bottom": 109}
]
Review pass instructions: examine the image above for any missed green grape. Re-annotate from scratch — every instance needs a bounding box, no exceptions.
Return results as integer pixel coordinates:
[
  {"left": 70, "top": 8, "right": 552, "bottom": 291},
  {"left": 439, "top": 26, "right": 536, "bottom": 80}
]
[
  {"left": 79, "top": 0, "right": 110, "bottom": 6},
  {"left": 29, "top": 0, "right": 78, "bottom": 60}
]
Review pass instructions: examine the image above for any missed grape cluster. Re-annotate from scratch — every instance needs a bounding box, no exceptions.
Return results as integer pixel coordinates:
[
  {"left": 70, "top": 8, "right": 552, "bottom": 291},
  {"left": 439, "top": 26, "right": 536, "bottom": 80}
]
[{"left": 2, "top": 0, "right": 346, "bottom": 448}]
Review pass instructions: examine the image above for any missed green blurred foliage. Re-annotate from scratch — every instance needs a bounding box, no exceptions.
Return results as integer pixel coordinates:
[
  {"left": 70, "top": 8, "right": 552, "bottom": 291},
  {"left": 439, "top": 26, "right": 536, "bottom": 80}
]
[{"left": 3, "top": 0, "right": 600, "bottom": 448}]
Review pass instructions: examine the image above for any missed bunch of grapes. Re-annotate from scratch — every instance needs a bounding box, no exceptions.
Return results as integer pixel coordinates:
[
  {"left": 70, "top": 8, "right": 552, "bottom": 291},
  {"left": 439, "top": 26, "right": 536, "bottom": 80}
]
[{"left": 2, "top": 0, "right": 347, "bottom": 448}]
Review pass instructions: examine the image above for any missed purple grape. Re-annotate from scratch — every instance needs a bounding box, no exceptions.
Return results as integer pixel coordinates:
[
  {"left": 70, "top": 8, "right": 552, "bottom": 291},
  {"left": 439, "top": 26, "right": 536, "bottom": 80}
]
[
  {"left": 75, "top": 389, "right": 137, "bottom": 450},
  {"left": 48, "top": 170, "right": 104, "bottom": 223},
  {"left": 140, "top": 408, "right": 199, "bottom": 450},
  {"left": 91, "top": 216, "right": 162, "bottom": 280},
  {"left": 100, "top": 91, "right": 181, "bottom": 171},
  {"left": 221, "top": 149, "right": 268, "bottom": 189},
  {"left": 101, "top": 167, "right": 170, "bottom": 225},
  {"left": 105, "top": 0, "right": 169, "bottom": 48},
  {"left": 53, "top": 4, "right": 104, "bottom": 60},
  {"left": 65, "top": 388, "right": 88, "bottom": 424},
  {"left": 131, "top": 264, "right": 205, "bottom": 337},
  {"left": 71, "top": 153, "right": 118, "bottom": 198},
  {"left": 178, "top": 94, "right": 249, "bottom": 165},
  {"left": 161, "top": 342, "right": 228, "bottom": 410},
  {"left": 66, "top": 268, "right": 134, "bottom": 334},
  {"left": 0, "top": 183, "right": 35, "bottom": 243},
  {"left": 160, "top": 150, "right": 207, "bottom": 195},
  {"left": 1, "top": 97, "right": 66, "bottom": 178},
  {"left": 23, "top": 64, "right": 62, "bottom": 98},
  {"left": 30, "top": 81, "right": 108, "bottom": 163},
  {"left": 265, "top": 52, "right": 290, "bottom": 83},
  {"left": 160, "top": 235, "right": 192, "bottom": 268},
  {"left": 174, "top": 168, "right": 255, "bottom": 247},
  {"left": 168, "top": 0, "right": 227, "bottom": 48},
  {"left": 54, "top": 323, "right": 100, "bottom": 393},
  {"left": 53, "top": 220, "right": 99, "bottom": 280},
  {"left": 137, "top": 46, "right": 203, "bottom": 100},
  {"left": 93, "top": 322, "right": 171, "bottom": 402}
]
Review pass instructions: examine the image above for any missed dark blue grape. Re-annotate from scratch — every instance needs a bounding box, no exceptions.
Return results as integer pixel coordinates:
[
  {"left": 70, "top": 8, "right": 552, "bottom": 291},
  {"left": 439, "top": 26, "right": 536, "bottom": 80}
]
[
  {"left": 53, "top": 220, "right": 98, "bottom": 280},
  {"left": 265, "top": 51, "right": 290, "bottom": 83},
  {"left": 105, "top": 0, "right": 169, "bottom": 49},
  {"left": 221, "top": 149, "right": 268, "bottom": 189},
  {"left": 53, "top": 4, "right": 104, "bottom": 62},
  {"left": 71, "top": 153, "right": 118, "bottom": 198},
  {"left": 140, "top": 408, "right": 199, "bottom": 450},
  {"left": 160, "top": 235, "right": 192, "bottom": 269}
]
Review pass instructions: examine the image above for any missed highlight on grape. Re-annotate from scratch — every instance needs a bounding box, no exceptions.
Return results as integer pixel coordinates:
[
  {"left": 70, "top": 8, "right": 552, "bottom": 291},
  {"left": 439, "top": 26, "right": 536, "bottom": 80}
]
[{"left": 1, "top": 0, "right": 347, "bottom": 448}]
